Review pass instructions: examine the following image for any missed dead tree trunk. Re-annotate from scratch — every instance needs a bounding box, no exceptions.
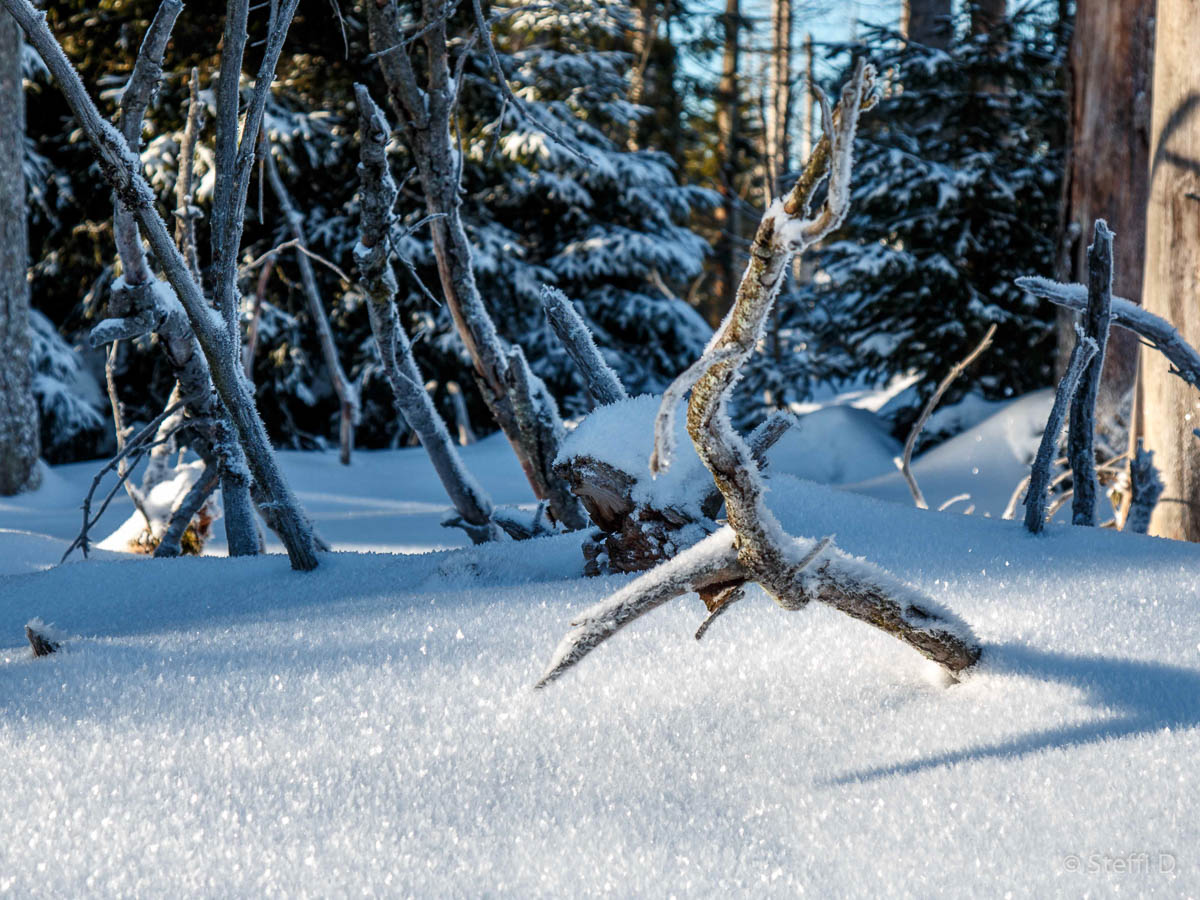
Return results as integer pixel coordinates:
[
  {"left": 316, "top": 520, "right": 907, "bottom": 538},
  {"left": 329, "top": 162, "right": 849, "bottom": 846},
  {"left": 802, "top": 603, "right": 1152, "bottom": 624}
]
[
  {"left": 707, "top": 0, "right": 742, "bottom": 324},
  {"left": 538, "top": 64, "right": 981, "bottom": 688},
  {"left": 902, "top": 0, "right": 952, "bottom": 49},
  {"left": 0, "top": 9, "right": 41, "bottom": 496},
  {"left": 1138, "top": 0, "right": 1200, "bottom": 541},
  {"left": 764, "top": 0, "right": 792, "bottom": 197},
  {"left": 364, "top": 0, "right": 586, "bottom": 531},
  {"left": 5, "top": 0, "right": 319, "bottom": 570},
  {"left": 1057, "top": 0, "right": 1154, "bottom": 418}
]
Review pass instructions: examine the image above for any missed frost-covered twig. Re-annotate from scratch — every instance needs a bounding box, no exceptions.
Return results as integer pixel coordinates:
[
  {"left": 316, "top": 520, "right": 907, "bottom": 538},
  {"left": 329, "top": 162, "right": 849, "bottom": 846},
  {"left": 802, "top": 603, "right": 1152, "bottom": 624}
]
[
  {"left": 174, "top": 67, "right": 203, "bottom": 280},
  {"left": 210, "top": 0, "right": 302, "bottom": 342},
  {"left": 264, "top": 149, "right": 360, "bottom": 465},
  {"left": 899, "top": 323, "right": 997, "bottom": 510},
  {"left": 1002, "top": 457, "right": 1067, "bottom": 521},
  {"left": 1024, "top": 329, "right": 1098, "bottom": 534},
  {"left": 1123, "top": 440, "right": 1164, "bottom": 535},
  {"left": 540, "top": 285, "right": 628, "bottom": 408},
  {"left": 113, "top": 0, "right": 181, "bottom": 289},
  {"left": 1067, "top": 221, "right": 1113, "bottom": 527},
  {"left": 61, "top": 401, "right": 184, "bottom": 562},
  {"left": 1016, "top": 275, "right": 1200, "bottom": 392}
]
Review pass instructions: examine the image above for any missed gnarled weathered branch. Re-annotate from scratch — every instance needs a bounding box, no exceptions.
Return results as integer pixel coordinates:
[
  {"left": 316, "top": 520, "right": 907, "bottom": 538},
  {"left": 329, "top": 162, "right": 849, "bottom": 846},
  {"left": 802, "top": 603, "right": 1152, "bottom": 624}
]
[{"left": 539, "top": 63, "right": 981, "bottom": 687}]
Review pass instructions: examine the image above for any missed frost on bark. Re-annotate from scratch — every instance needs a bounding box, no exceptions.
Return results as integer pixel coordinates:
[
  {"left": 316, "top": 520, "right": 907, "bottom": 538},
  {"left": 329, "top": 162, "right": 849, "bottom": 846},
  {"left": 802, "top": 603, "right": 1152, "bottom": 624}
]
[
  {"left": 4, "top": 0, "right": 319, "bottom": 570},
  {"left": 1024, "top": 328, "right": 1097, "bottom": 534},
  {"left": 364, "top": 0, "right": 586, "bottom": 531},
  {"left": 264, "top": 149, "right": 360, "bottom": 466},
  {"left": 0, "top": 9, "right": 41, "bottom": 496},
  {"left": 1123, "top": 439, "right": 1164, "bottom": 535},
  {"left": 540, "top": 286, "right": 628, "bottom": 408},
  {"left": 538, "top": 64, "right": 982, "bottom": 688},
  {"left": 1066, "top": 220, "right": 1113, "bottom": 526}
]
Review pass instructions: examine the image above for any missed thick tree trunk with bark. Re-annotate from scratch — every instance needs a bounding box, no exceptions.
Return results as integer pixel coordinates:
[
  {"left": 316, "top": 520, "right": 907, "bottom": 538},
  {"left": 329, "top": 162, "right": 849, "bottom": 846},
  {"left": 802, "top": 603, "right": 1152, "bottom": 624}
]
[
  {"left": 0, "top": 10, "right": 41, "bottom": 495},
  {"left": 902, "top": 0, "right": 951, "bottom": 49},
  {"left": 1058, "top": 0, "right": 1155, "bottom": 417},
  {"left": 970, "top": 0, "right": 1006, "bottom": 35},
  {"left": 1139, "top": 0, "right": 1200, "bottom": 541}
]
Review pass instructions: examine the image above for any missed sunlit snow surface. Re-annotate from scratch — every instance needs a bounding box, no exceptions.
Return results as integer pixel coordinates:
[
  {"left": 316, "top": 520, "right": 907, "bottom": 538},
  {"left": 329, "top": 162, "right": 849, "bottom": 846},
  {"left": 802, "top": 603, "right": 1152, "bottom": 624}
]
[{"left": 1, "top": 402, "right": 1198, "bottom": 896}]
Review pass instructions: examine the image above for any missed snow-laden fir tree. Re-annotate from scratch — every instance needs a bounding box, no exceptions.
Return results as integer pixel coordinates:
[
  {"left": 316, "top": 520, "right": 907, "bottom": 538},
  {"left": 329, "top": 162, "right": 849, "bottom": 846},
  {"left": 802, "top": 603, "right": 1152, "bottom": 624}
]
[{"left": 758, "top": 2, "right": 1066, "bottom": 432}]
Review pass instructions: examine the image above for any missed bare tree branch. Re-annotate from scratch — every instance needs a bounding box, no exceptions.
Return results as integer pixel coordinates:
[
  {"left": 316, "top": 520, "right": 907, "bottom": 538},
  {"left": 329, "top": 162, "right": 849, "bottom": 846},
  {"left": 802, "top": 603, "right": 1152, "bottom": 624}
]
[
  {"left": 355, "top": 83, "right": 504, "bottom": 543},
  {"left": 4, "top": 0, "right": 320, "bottom": 569},
  {"left": 540, "top": 285, "right": 628, "bottom": 408},
  {"left": 264, "top": 149, "right": 360, "bottom": 464}
]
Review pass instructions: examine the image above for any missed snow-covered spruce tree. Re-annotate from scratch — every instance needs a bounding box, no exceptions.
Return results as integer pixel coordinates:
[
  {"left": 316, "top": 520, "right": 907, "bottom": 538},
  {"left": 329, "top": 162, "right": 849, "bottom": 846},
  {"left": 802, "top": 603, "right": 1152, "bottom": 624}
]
[
  {"left": 777, "top": 4, "right": 1066, "bottom": 432},
  {"left": 539, "top": 63, "right": 981, "bottom": 687},
  {"left": 465, "top": 0, "right": 715, "bottom": 414},
  {"left": 1, "top": 9, "right": 41, "bottom": 494}
]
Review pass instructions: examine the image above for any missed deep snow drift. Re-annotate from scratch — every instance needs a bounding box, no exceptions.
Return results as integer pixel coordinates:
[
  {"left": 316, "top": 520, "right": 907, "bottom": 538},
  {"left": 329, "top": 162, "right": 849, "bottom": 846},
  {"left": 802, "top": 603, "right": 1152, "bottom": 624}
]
[{"left": 0, "top": 397, "right": 1197, "bottom": 896}]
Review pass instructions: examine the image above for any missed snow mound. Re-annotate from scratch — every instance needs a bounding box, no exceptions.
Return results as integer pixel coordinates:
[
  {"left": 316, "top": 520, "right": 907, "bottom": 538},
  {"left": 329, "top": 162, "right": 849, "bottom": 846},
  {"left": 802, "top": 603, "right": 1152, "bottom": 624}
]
[
  {"left": 851, "top": 389, "right": 1053, "bottom": 516},
  {"left": 766, "top": 405, "right": 901, "bottom": 484}
]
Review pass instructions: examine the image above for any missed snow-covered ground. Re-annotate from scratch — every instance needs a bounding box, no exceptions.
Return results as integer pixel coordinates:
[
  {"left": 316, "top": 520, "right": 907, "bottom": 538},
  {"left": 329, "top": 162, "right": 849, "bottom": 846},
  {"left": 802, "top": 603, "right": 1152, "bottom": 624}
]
[{"left": 1, "top": 395, "right": 1197, "bottom": 896}]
